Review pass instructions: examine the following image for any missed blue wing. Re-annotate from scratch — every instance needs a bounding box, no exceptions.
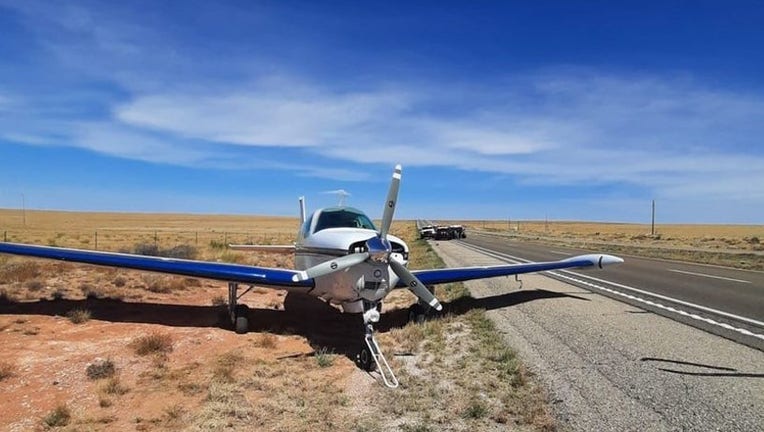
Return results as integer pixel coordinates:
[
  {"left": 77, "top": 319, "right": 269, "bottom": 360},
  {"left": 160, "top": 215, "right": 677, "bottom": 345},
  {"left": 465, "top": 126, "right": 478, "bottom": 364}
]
[
  {"left": 0, "top": 242, "right": 313, "bottom": 289},
  {"left": 407, "top": 254, "right": 623, "bottom": 286}
]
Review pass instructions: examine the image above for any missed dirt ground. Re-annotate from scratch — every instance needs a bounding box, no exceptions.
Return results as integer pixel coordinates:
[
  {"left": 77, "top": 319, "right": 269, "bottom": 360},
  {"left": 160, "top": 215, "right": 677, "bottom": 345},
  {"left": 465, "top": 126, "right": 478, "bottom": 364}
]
[{"left": 0, "top": 258, "right": 370, "bottom": 431}]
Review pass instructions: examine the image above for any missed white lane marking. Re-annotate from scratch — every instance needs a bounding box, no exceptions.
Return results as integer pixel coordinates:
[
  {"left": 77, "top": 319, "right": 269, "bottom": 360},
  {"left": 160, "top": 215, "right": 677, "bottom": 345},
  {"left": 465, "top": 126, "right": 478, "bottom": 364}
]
[
  {"left": 668, "top": 269, "right": 751, "bottom": 284},
  {"left": 457, "top": 241, "right": 764, "bottom": 340},
  {"left": 548, "top": 250, "right": 569, "bottom": 256}
]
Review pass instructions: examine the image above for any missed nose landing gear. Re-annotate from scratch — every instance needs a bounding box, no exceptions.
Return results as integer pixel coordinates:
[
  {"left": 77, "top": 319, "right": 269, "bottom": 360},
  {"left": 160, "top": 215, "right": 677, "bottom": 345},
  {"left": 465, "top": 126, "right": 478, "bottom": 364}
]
[{"left": 356, "top": 301, "right": 399, "bottom": 388}]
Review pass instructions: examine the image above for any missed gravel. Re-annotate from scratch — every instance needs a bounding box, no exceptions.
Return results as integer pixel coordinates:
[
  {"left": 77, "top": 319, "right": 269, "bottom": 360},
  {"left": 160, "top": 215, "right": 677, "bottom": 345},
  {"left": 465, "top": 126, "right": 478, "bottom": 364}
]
[{"left": 432, "top": 240, "right": 764, "bottom": 432}]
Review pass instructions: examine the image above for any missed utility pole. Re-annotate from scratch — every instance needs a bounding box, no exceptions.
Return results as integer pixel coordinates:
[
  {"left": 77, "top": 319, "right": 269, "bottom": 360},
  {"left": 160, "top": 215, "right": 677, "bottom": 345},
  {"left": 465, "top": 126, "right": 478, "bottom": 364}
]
[{"left": 651, "top": 199, "right": 656, "bottom": 236}]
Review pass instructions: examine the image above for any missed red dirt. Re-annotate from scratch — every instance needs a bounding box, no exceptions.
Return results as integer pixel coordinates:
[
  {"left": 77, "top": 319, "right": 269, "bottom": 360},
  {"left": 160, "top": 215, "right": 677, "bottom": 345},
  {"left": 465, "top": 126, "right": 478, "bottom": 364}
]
[{"left": 0, "top": 258, "right": 363, "bottom": 431}]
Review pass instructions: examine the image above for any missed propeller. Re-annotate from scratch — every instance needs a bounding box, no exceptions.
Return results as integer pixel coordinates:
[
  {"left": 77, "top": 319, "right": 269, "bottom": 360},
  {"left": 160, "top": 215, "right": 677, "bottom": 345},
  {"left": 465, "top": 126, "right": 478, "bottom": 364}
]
[
  {"left": 295, "top": 164, "right": 444, "bottom": 311},
  {"left": 292, "top": 252, "right": 369, "bottom": 282},
  {"left": 390, "top": 256, "right": 442, "bottom": 311}
]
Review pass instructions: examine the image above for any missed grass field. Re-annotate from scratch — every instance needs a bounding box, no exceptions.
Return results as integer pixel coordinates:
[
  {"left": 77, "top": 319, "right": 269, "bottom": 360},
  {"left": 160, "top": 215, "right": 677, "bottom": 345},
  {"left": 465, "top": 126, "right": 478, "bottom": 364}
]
[{"left": 456, "top": 220, "right": 764, "bottom": 270}]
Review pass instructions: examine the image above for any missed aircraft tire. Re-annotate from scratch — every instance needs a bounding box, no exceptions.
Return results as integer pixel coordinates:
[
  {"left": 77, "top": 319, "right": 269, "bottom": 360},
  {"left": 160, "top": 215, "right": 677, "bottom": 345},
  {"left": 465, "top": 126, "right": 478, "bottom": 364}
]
[
  {"left": 407, "top": 304, "right": 426, "bottom": 324},
  {"left": 357, "top": 347, "right": 376, "bottom": 372},
  {"left": 234, "top": 304, "right": 249, "bottom": 334}
]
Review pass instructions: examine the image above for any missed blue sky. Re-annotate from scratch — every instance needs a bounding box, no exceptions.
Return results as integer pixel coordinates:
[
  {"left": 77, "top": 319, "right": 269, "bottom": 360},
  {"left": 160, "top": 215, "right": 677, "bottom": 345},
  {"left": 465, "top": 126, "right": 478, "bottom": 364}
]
[{"left": 1, "top": 1, "right": 763, "bottom": 223}]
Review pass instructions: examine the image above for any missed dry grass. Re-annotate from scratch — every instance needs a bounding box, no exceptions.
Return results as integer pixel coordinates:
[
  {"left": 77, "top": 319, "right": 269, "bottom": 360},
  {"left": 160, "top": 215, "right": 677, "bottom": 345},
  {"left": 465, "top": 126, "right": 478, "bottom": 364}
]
[
  {"left": 253, "top": 333, "right": 277, "bottom": 348},
  {"left": 131, "top": 332, "right": 173, "bottom": 356},
  {"left": 101, "top": 376, "right": 130, "bottom": 395},
  {"left": 66, "top": 308, "right": 92, "bottom": 324},
  {"left": 86, "top": 358, "right": 116, "bottom": 380},
  {"left": 43, "top": 404, "right": 71, "bottom": 427},
  {"left": 0, "top": 361, "right": 15, "bottom": 381},
  {"left": 461, "top": 220, "right": 764, "bottom": 270},
  {"left": 0, "top": 209, "right": 297, "bottom": 256},
  {"left": 212, "top": 351, "right": 244, "bottom": 383}
]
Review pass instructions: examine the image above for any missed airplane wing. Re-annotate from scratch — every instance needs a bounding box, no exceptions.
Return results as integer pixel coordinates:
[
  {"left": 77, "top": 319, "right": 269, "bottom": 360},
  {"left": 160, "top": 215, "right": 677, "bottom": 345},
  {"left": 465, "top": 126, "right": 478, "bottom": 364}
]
[
  {"left": 0, "top": 242, "right": 313, "bottom": 289},
  {"left": 406, "top": 254, "right": 622, "bottom": 286},
  {"left": 228, "top": 244, "right": 295, "bottom": 253}
]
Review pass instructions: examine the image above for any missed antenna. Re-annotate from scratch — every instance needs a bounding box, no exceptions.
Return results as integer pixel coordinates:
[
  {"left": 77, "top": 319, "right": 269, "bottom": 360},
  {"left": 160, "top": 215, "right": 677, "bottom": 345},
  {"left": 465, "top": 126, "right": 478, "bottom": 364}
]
[{"left": 322, "top": 189, "right": 351, "bottom": 207}]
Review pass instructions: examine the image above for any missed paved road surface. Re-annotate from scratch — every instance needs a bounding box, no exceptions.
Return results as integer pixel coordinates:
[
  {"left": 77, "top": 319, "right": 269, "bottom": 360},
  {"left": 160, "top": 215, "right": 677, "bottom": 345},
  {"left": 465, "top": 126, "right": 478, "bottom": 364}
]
[{"left": 459, "top": 232, "right": 764, "bottom": 350}]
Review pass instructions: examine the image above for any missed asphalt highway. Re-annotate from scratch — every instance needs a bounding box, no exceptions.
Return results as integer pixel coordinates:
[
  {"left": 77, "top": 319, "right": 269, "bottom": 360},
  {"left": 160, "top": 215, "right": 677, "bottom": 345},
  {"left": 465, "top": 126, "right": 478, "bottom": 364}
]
[{"left": 458, "top": 232, "right": 764, "bottom": 350}]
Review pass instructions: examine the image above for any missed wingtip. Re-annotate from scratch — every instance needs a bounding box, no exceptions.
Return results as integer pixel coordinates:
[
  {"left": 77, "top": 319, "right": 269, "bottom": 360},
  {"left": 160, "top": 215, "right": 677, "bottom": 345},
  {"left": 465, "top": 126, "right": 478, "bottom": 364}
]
[
  {"left": 291, "top": 271, "right": 309, "bottom": 282},
  {"left": 600, "top": 254, "right": 624, "bottom": 267}
]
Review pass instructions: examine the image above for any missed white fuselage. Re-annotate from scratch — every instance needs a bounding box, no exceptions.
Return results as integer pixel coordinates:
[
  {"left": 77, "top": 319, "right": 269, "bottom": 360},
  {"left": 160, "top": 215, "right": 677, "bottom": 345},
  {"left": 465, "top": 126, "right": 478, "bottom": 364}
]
[{"left": 292, "top": 207, "right": 409, "bottom": 312}]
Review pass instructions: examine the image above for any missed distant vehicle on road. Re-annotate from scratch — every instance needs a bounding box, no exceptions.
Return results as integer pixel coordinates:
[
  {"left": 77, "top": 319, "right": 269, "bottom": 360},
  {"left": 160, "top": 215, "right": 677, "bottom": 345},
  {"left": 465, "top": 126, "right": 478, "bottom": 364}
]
[{"left": 419, "top": 225, "right": 436, "bottom": 239}]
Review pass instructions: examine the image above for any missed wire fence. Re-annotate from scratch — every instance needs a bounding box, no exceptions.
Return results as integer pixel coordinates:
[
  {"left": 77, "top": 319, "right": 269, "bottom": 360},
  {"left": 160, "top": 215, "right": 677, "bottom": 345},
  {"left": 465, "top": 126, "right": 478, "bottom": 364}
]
[{"left": 1, "top": 228, "right": 296, "bottom": 253}]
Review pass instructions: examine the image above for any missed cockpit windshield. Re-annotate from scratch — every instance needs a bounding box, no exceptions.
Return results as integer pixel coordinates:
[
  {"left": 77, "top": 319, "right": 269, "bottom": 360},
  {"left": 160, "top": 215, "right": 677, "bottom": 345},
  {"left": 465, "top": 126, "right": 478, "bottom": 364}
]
[{"left": 314, "top": 207, "right": 377, "bottom": 233}]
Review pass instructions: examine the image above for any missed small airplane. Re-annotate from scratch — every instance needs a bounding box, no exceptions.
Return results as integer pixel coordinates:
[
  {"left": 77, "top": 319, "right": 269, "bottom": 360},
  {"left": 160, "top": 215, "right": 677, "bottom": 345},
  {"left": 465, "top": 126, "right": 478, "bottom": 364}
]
[{"left": 0, "top": 165, "right": 623, "bottom": 387}]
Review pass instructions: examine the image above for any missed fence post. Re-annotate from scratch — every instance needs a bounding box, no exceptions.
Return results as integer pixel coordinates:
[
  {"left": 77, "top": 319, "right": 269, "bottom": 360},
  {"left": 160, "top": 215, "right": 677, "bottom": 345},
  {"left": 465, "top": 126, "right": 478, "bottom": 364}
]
[
  {"left": 195, "top": 231, "right": 198, "bottom": 246},
  {"left": 224, "top": 232, "right": 228, "bottom": 247},
  {"left": 154, "top": 230, "right": 158, "bottom": 247},
  {"left": 95, "top": 230, "right": 98, "bottom": 250}
]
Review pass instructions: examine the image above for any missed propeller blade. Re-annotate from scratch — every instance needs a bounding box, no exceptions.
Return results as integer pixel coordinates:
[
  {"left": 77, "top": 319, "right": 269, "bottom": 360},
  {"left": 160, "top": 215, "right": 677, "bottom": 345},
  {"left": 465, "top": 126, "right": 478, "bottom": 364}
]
[
  {"left": 379, "top": 164, "right": 401, "bottom": 240},
  {"left": 292, "top": 252, "right": 370, "bottom": 282},
  {"left": 390, "top": 257, "right": 443, "bottom": 311}
]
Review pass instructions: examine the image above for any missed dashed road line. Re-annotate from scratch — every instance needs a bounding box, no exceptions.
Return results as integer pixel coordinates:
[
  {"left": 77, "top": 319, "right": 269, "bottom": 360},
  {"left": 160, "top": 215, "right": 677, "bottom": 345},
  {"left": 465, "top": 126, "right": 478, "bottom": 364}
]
[
  {"left": 667, "top": 269, "right": 751, "bottom": 284},
  {"left": 456, "top": 240, "right": 764, "bottom": 342}
]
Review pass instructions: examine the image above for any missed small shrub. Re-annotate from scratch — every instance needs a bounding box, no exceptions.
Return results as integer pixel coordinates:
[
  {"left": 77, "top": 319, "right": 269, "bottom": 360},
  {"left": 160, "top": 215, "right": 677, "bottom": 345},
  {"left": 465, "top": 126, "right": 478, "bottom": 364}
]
[
  {"left": 80, "top": 283, "right": 104, "bottom": 299},
  {"left": 86, "top": 358, "right": 115, "bottom": 380},
  {"left": 253, "top": 333, "right": 276, "bottom": 348},
  {"left": 462, "top": 400, "right": 487, "bottom": 419},
  {"left": 211, "top": 295, "right": 226, "bottom": 306},
  {"left": 99, "top": 397, "right": 113, "bottom": 408},
  {"left": 219, "top": 251, "right": 246, "bottom": 263},
  {"left": 213, "top": 352, "right": 244, "bottom": 383},
  {"left": 113, "top": 276, "right": 127, "bottom": 287},
  {"left": 131, "top": 332, "right": 173, "bottom": 356},
  {"left": 102, "top": 376, "right": 129, "bottom": 395},
  {"left": 67, "top": 308, "right": 91, "bottom": 324},
  {"left": 0, "top": 361, "right": 15, "bottom": 381},
  {"left": 51, "top": 289, "right": 65, "bottom": 300},
  {"left": 133, "top": 243, "right": 160, "bottom": 256},
  {"left": 142, "top": 275, "right": 172, "bottom": 293},
  {"left": 315, "top": 347, "right": 334, "bottom": 368},
  {"left": 208, "top": 239, "right": 227, "bottom": 250},
  {"left": 184, "top": 277, "right": 202, "bottom": 287},
  {"left": 164, "top": 245, "right": 197, "bottom": 259},
  {"left": 164, "top": 403, "right": 185, "bottom": 421},
  {"left": 178, "top": 382, "right": 205, "bottom": 396},
  {"left": 43, "top": 404, "right": 71, "bottom": 427},
  {"left": 25, "top": 279, "right": 44, "bottom": 291},
  {"left": 0, "top": 261, "right": 40, "bottom": 282},
  {"left": 0, "top": 289, "right": 17, "bottom": 304}
]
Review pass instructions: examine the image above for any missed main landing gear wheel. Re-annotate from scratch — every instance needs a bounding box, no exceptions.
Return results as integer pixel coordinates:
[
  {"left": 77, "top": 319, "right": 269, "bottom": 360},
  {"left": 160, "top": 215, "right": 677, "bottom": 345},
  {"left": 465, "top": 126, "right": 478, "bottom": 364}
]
[
  {"left": 357, "top": 346, "right": 376, "bottom": 372},
  {"left": 234, "top": 304, "right": 249, "bottom": 334},
  {"left": 408, "top": 303, "right": 426, "bottom": 324}
]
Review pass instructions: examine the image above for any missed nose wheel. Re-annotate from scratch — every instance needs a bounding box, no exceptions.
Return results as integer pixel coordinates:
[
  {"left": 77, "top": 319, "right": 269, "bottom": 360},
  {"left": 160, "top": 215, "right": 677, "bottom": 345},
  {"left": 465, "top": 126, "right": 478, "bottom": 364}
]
[{"left": 356, "top": 301, "right": 399, "bottom": 388}]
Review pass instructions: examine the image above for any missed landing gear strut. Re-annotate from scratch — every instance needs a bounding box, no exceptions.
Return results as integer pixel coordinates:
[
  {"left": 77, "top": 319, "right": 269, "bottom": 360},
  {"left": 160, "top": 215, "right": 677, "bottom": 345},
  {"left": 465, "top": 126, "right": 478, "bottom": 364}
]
[
  {"left": 356, "top": 301, "right": 399, "bottom": 388},
  {"left": 228, "top": 282, "right": 252, "bottom": 334}
]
